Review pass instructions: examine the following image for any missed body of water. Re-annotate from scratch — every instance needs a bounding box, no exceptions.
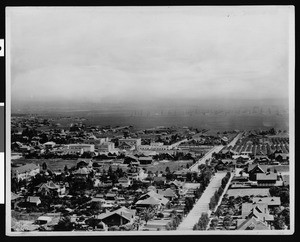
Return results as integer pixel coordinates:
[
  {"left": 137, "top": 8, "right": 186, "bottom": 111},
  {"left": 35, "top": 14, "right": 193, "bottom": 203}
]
[{"left": 52, "top": 112, "right": 289, "bottom": 132}]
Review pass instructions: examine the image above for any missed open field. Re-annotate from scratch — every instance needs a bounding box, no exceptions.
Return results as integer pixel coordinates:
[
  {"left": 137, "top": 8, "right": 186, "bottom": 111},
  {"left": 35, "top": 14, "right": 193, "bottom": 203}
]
[
  {"left": 146, "top": 160, "right": 194, "bottom": 173},
  {"left": 12, "top": 158, "right": 78, "bottom": 171}
]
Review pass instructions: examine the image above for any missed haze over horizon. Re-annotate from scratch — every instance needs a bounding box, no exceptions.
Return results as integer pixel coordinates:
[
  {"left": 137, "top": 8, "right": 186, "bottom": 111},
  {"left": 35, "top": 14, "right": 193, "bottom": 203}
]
[{"left": 7, "top": 7, "right": 292, "bottom": 110}]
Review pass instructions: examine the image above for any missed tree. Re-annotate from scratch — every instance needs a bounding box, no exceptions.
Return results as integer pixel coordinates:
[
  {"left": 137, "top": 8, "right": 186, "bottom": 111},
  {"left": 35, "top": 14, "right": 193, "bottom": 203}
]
[
  {"left": 165, "top": 166, "right": 170, "bottom": 174},
  {"left": 185, "top": 197, "right": 194, "bottom": 213},
  {"left": 64, "top": 165, "right": 69, "bottom": 173},
  {"left": 281, "top": 208, "right": 290, "bottom": 227},
  {"left": 11, "top": 177, "right": 19, "bottom": 193},
  {"left": 54, "top": 216, "right": 74, "bottom": 231},
  {"left": 142, "top": 207, "right": 153, "bottom": 225},
  {"left": 194, "top": 213, "right": 209, "bottom": 230},
  {"left": 42, "top": 162, "right": 48, "bottom": 171},
  {"left": 273, "top": 216, "right": 286, "bottom": 230}
]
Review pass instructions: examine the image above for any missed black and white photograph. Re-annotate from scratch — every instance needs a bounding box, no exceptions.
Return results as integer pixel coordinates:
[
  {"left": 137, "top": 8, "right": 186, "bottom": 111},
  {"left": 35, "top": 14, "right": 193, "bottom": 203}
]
[{"left": 5, "top": 6, "right": 294, "bottom": 235}]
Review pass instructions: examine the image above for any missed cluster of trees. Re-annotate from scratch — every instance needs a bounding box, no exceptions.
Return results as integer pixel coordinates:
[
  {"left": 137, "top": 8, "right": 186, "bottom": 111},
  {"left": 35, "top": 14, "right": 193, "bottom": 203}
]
[
  {"left": 273, "top": 208, "right": 290, "bottom": 230},
  {"left": 184, "top": 197, "right": 195, "bottom": 214},
  {"left": 193, "top": 213, "right": 209, "bottom": 230},
  {"left": 166, "top": 210, "right": 182, "bottom": 230},
  {"left": 209, "top": 217, "right": 219, "bottom": 230},
  {"left": 209, "top": 172, "right": 231, "bottom": 211},
  {"left": 269, "top": 186, "right": 289, "bottom": 207},
  {"left": 197, "top": 166, "right": 214, "bottom": 187}
]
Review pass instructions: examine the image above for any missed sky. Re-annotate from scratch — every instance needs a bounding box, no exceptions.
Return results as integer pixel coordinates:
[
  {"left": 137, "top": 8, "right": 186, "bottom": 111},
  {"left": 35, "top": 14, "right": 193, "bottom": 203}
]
[{"left": 7, "top": 6, "right": 293, "bottom": 107}]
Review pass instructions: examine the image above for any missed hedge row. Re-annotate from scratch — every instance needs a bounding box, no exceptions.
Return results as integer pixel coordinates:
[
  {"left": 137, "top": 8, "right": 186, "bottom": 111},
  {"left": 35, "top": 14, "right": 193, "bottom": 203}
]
[{"left": 209, "top": 172, "right": 231, "bottom": 211}]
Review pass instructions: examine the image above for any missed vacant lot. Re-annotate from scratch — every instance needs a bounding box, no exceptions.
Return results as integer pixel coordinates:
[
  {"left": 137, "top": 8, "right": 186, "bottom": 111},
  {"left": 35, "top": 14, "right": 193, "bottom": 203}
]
[{"left": 146, "top": 160, "right": 194, "bottom": 173}]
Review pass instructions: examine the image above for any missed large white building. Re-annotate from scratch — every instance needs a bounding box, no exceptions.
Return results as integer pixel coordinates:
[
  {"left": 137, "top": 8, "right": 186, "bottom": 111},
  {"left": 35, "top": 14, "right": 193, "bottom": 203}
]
[
  {"left": 64, "top": 144, "right": 95, "bottom": 155},
  {"left": 96, "top": 142, "right": 115, "bottom": 152},
  {"left": 139, "top": 142, "right": 171, "bottom": 151}
]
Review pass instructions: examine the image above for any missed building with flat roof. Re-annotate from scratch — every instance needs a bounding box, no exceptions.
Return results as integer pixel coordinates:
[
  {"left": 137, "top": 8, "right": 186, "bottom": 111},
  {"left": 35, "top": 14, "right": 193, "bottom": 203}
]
[{"left": 64, "top": 144, "right": 95, "bottom": 155}]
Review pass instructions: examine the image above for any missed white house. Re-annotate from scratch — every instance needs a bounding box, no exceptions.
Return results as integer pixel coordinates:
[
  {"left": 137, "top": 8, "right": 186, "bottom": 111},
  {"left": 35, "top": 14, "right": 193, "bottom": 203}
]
[{"left": 12, "top": 163, "right": 40, "bottom": 181}]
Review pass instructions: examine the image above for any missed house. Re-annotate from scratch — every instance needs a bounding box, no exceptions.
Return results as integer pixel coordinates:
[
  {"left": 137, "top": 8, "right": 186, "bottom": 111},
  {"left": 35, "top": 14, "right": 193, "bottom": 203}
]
[
  {"left": 89, "top": 194, "right": 105, "bottom": 204},
  {"left": 73, "top": 167, "right": 90, "bottom": 178},
  {"left": 241, "top": 203, "right": 274, "bottom": 222},
  {"left": 135, "top": 196, "right": 162, "bottom": 208},
  {"left": 173, "top": 169, "right": 189, "bottom": 181},
  {"left": 117, "top": 177, "right": 131, "bottom": 187},
  {"left": 138, "top": 157, "right": 153, "bottom": 165},
  {"left": 12, "top": 163, "right": 40, "bottom": 181},
  {"left": 95, "top": 207, "right": 136, "bottom": 227},
  {"left": 252, "top": 197, "right": 281, "bottom": 207},
  {"left": 236, "top": 217, "right": 270, "bottom": 230},
  {"left": 167, "top": 180, "right": 184, "bottom": 191},
  {"left": 254, "top": 155, "right": 270, "bottom": 163},
  {"left": 256, "top": 173, "right": 278, "bottom": 187},
  {"left": 118, "top": 142, "right": 134, "bottom": 151},
  {"left": 136, "top": 190, "right": 169, "bottom": 208},
  {"left": 37, "top": 181, "right": 60, "bottom": 196},
  {"left": 76, "top": 160, "right": 91, "bottom": 169},
  {"left": 44, "top": 141, "right": 56, "bottom": 149},
  {"left": 157, "top": 188, "right": 178, "bottom": 200},
  {"left": 247, "top": 164, "right": 268, "bottom": 181},
  {"left": 26, "top": 196, "right": 41, "bottom": 206},
  {"left": 105, "top": 193, "right": 117, "bottom": 201},
  {"left": 275, "top": 153, "right": 289, "bottom": 162}
]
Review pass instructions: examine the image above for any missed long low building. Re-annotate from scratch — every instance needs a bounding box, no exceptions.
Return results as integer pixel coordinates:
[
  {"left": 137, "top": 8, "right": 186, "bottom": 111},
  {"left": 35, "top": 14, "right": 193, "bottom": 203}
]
[{"left": 63, "top": 144, "right": 95, "bottom": 154}]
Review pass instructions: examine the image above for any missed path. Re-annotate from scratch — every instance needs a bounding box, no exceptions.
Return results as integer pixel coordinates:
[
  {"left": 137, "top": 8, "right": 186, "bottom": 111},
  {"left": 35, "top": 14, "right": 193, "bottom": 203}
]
[
  {"left": 177, "top": 172, "right": 227, "bottom": 230},
  {"left": 228, "top": 132, "right": 243, "bottom": 147},
  {"left": 189, "top": 146, "right": 224, "bottom": 172}
]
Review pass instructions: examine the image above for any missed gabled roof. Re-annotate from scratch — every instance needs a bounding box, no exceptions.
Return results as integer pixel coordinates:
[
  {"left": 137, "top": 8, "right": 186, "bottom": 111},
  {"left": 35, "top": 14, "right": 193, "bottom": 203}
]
[
  {"left": 237, "top": 217, "right": 270, "bottom": 230},
  {"left": 157, "top": 188, "right": 178, "bottom": 198},
  {"left": 138, "top": 190, "right": 169, "bottom": 205},
  {"left": 242, "top": 203, "right": 274, "bottom": 221},
  {"left": 168, "top": 180, "right": 184, "bottom": 188},
  {"left": 39, "top": 181, "right": 60, "bottom": 190},
  {"left": 96, "top": 206, "right": 136, "bottom": 221},
  {"left": 136, "top": 196, "right": 162, "bottom": 205},
  {"left": 247, "top": 164, "right": 268, "bottom": 174},
  {"left": 74, "top": 167, "right": 90, "bottom": 175}
]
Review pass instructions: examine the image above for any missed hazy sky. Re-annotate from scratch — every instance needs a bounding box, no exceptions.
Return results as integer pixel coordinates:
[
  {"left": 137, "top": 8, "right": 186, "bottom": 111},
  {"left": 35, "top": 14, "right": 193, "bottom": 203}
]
[{"left": 7, "top": 6, "right": 293, "bottom": 105}]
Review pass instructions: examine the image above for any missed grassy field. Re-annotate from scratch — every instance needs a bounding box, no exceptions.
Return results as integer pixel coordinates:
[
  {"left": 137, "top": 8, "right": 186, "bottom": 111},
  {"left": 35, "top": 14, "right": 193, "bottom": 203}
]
[
  {"left": 12, "top": 158, "right": 78, "bottom": 171},
  {"left": 146, "top": 160, "right": 194, "bottom": 173}
]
